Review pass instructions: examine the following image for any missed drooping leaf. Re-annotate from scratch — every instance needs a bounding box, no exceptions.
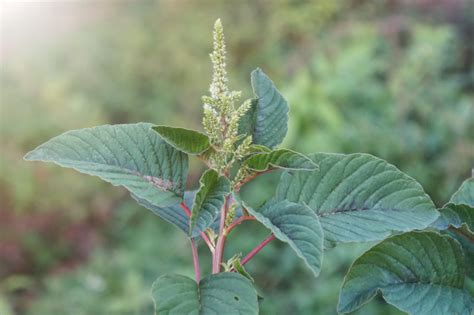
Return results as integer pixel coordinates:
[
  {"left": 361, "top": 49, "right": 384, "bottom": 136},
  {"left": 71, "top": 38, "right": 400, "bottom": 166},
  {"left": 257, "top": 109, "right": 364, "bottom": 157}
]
[
  {"left": 190, "top": 169, "right": 231, "bottom": 237},
  {"left": 338, "top": 231, "right": 473, "bottom": 315},
  {"left": 131, "top": 191, "right": 195, "bottom": 234},
  {"left": 25, "top": 123, "right": 188, "bottom": 207},
  {"left": 152, "top": 273, "right": 258, "bottom": 315},
  {"left": 152, "top": 125, "right": 210, "bottom": 155},
  {"left": 245, "top": 199, "right": 324, "bottom": 276},
  {"left": 275, "top": 153, "right": 438, "bottom": 245},
  {"left": 239, "top": 68, "right": 289, "bottom": 149},
  {"left": 434, "top": 203, "right": 473, "bottom": 234},
  {"left": 243, "top": 149, "right": 318, "bottom": 172},
  {"left": 450, "top": 177, "right": 474, "bottom": 207}
]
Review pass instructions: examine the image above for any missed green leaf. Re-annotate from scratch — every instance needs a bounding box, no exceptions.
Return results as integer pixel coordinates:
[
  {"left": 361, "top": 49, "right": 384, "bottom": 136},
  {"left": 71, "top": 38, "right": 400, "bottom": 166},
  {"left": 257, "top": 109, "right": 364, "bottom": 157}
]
[
  {"left": 190, "top": 169, "right": 231, "bottom": 237},
  {"left": 243, "top": 149, "right": 318, "bottom": 172},
  {"left": 434, "top": 203, "right": 473, "bottom": 234},
  {"left": 239, "top": 68, "right": 289, "bottom": 149},
  {"left": 338, "top": 231, "right": 473, "bottom": 315},
  {"left": 25, "top": 123, "right": 188, "bottom": 207},
  {"left": 245, "top": 199, "right": 324, "bottom": 276},
  {"left": 233, "top": 259, "right": 254, "bottom": 282},
  {"left": 152, "top": 273, "right": 258, "bottom": 315},
  {"left": 275, "top": 153, "right": 438, "bottom": 245},
  {"left": 131, "top": 192, "right": 194, "bottom": 234},
  {"left": 152, "top": 125, "right": 210, "bottom": 155},
  {"left": 450, "top": 177, "right": 474, "bottom": 207}
]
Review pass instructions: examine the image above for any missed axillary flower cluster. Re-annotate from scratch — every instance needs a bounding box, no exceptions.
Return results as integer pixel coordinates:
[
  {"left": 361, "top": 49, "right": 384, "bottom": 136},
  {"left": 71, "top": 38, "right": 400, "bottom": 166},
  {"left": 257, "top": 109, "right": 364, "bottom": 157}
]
[{"left": 202, "top": 19, "right": 253, "bottom": 177}]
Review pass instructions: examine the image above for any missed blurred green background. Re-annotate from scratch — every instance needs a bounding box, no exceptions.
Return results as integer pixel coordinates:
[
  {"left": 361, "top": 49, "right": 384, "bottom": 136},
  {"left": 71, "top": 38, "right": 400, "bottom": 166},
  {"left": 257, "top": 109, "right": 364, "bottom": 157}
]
[{"left": 1, "top": 1, "right": 473, "bottom": 314}]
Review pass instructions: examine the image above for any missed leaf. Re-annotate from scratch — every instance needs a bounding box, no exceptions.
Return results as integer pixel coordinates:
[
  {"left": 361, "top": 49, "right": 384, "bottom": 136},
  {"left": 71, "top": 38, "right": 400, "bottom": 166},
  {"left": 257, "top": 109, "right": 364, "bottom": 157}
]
[
  {"left": 245, "top": 199, "right": 324, "bottom": 276},
  {"left": 25, "top": 123, "right": 188, "bottom": 207},
  {"left": 434, "top": 203, "right": 473, "bottom": 234},
  {"left": 152, "top": 125, "right": 210, "bottom": 155},
  {"left": 233, "top": 259, "right": 254, "bottom": 282},
  {"left": 190, "top": 169, "right": 231, "bottom": 237},
  {"left": 243, "top": 149, "right": 318, "bottom": 172},
  {"left": 450, "top": 177, "right": 474, "bottom": 207},
  {"left": 239, "top": 68, "right": 289, "bottom": 149},
  {"left": 338, "top": 231, "right": 474, "bottom": 315},
  {"left": 275, "top": 153, "right": 438, "bottom": 245},
  {"left": 152, "top": 273, "right": 258, "bottom": 315},
  {"left": 131, "top": 191, "right": 194, "bottom": 234}
]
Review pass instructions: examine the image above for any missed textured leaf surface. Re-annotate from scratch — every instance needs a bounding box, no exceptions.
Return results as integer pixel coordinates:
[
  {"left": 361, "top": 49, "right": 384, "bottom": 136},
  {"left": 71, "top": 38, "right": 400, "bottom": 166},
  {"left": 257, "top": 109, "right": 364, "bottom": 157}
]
[
  {"left": 450, "top": 177, "right": 474, "bottom": 207},
  {"left": 243, "top": 149, "right": 318, "bottom": 172},
  {"left": 152, "top": 125, "right": 210, "bottom": 155},
  {"left": 239, "top": 68, "right": 289, "bottom": 149},
  {"left": 25, "top": 123, "right": 188, "bottom": 206},
  {"left": 190, "top": 170, "right": 231, "bottom": 237},
  {"left": 338, "top": 231, "right": 473, "bottom": 315},
  {"left": 131, "top": 191, "right": 194, "bottom": 234},
  {"left": 152, "top": 273, "right": 258, "bottom": 315},
  {"left": 275, "top": 153, "right": 438, "bottom": 245},
  {"left": 246, "top": 199, "right": 323, "bottom": 276},
  {"left": 434, "top": 203, "right": 474, "bottom": 233}
]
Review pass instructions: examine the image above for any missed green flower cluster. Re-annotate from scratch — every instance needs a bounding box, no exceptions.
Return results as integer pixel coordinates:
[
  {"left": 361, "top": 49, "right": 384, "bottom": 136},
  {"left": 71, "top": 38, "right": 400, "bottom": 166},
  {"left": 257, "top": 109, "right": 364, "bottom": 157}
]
[{"left": 202, "top": 19, "right": 252, "bottom": 175}]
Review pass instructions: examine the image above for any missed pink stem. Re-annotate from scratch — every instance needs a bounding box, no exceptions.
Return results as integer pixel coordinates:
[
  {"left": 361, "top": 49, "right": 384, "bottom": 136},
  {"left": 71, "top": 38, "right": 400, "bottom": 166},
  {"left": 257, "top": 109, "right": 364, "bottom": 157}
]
[
  {"left": 240, "top": 234, "right": 276, "bottom": 266},
  {"left": 212, "top": 195, "right": 230, "bottom": 273},
  {"left": 180, "top": 202, "right": 214, "bottom": 252},
  {"left": 190, "top": 239, "right": 201, "bottom": 283},
  {"left": 225, "top": 216, "right": 256, "bottom": 235}
]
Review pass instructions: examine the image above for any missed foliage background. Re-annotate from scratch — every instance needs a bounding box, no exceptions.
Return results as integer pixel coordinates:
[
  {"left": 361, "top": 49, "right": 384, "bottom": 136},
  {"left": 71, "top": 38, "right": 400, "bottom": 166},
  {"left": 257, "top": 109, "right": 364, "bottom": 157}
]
[{"left": 1, "top": 1, "right": 473, "bottom": 314}]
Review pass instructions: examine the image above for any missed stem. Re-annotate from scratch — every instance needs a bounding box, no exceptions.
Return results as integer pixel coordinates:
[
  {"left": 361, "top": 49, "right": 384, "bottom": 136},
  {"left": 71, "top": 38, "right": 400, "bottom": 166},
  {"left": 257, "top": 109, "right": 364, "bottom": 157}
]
[
  {"left": 212, "top": 195, "right": 231, "bottom": 273},
  {"left": 225, "top": 216, "right": 255, "bottom": 235},
  {"left": 240, "top": 234, "right": 275, "bottom": 266},
  {"left": 234, "top": 169, "right": 274, "bottom": 192},
  {"left": 180, "top": 202, "right": 214, "bottom": 252},
  {"left": 190, "top": 239, "right": 201, "bottom": 283}
]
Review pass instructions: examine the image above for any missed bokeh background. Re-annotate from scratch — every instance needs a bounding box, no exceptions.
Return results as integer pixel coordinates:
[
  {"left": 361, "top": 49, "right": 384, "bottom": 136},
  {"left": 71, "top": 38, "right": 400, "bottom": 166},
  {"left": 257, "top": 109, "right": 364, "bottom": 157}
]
[{"left": 1, "top": 1, "right": 473, "bottom": 314}]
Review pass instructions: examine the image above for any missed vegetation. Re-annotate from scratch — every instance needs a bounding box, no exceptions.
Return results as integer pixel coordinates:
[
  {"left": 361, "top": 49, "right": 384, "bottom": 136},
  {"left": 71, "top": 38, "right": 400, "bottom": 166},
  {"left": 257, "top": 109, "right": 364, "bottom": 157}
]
[
  {"left": 23, "top": 19, "right": 473, "bottom": 314},
  {"left": 2, "top": 1, "right": 473, "bottom": 314}
]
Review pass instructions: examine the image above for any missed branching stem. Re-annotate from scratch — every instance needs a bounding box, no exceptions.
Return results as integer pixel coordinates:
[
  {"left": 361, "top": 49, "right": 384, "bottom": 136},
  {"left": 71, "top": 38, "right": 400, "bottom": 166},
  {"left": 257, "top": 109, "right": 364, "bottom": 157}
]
[
  {"left": 225, "top": 216, "right": 256, "bottom": 235},
  {"left": 180, "top": 202, "right": 214, "bottom": 252},
  {"left": 190, "top": 239, "right": 201, "bottom": 283},
  {"left": 240, "top": 234, "right": 276, "bottom": 266},
  {"left": 213, "top": 194, "right": 231, "bottom": 273}
]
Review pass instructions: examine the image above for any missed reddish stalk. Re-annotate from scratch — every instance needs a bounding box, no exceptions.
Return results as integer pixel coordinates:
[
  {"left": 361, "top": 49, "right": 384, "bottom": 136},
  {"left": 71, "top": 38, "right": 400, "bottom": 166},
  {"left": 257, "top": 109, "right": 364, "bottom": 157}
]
[
  {"left": 240, "top": 234, "right": 276, "bottom": 266},
  {"left": 212, "top": 195, "right": 231, "bottom": 273},
  {"left": 190, "top": 239, "right": 201, "bottom": 283},
  {"left": 225, "top": 216, "right": 256, "bottom": 235},
  {"left": 234, "top": 169, "right": 274, "bottom": 192},
  {"left": 180, "top": 202, "right": 214, "bottom": 252}
]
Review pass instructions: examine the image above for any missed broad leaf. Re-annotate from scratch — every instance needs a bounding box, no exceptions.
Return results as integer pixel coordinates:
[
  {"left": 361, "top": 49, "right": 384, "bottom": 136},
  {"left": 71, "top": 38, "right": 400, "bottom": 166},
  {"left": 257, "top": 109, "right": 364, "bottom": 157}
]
[
  {"left": 434, "top": 203, "right": 473, "bottom": 234},
  {"left": 25, "top": 123, "right": 188, "bottom": 207},
  {"left": 239, "top": 68, "right": 289, "bottom": 149},
  {"left": 131, "top": 191, "right": 195, "bottom": 234},
  {"left": 245, "top": 199, "right": 323, "bottom": 276},
  {"left": 190, "top": 169, "right": 231, "bottom": 237},
  {"left": 152, "top": 273, "right": 258, "bottom": 315},
  {"left": 338, "top": 231, "right": 473, "bottom": 315},
  {"left": 275, "top": 153, "right": 438, "bottom": 245},
  {"left": 450, "top": 177, "right": 474, "bottom": 207},
  {"left": 243, "top": 149, "right": 318, "bottom": 172},
  {"left": 152, "top": 125, "right": 210, "bottom": 155}
]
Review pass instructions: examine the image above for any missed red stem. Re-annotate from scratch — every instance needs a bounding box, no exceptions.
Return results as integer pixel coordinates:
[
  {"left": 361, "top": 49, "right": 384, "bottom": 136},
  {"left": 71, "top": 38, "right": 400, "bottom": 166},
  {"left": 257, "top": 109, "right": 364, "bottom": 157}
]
[
  {"left": 212, "top": 195, "right": 230, "bottom": 273},
  {"left": 240, "top": 234, "right": 276, "bottom": 266},
  {"left": 190, "top": 239, "right": 201, "bottom": 283},
  {"left": 234, "top": 169, "right": 274, "bottom": 192},
  {"left": 180, "top": 202, "right": 214, "bottom": 252},
  {"left": 225, "top": 216, "right": 255, "bottom": 235}
]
